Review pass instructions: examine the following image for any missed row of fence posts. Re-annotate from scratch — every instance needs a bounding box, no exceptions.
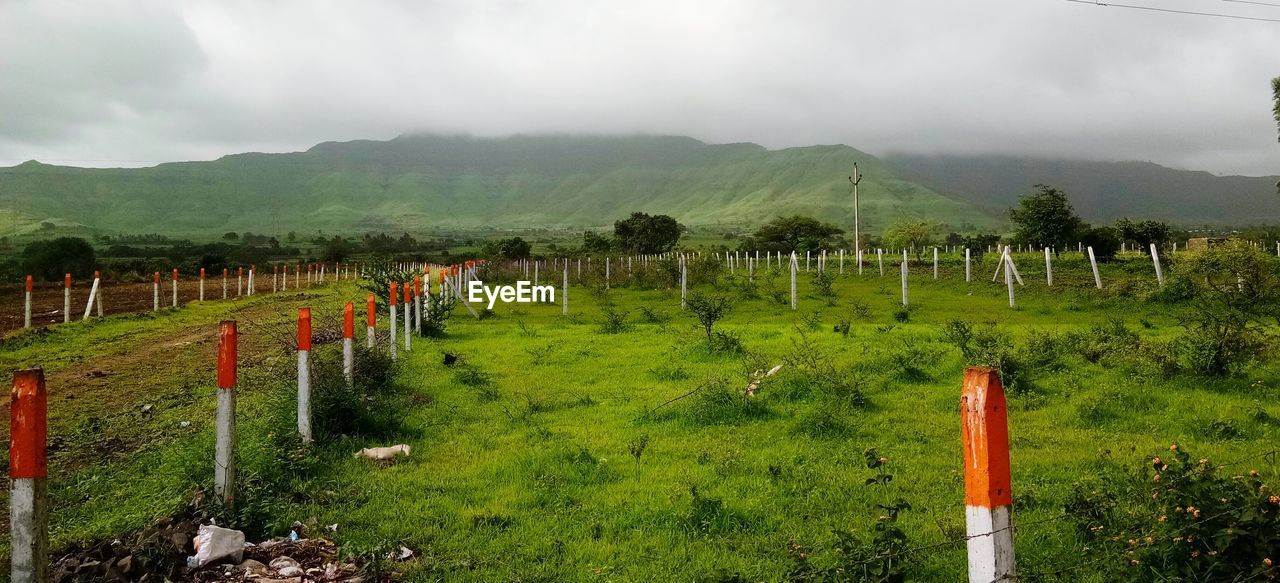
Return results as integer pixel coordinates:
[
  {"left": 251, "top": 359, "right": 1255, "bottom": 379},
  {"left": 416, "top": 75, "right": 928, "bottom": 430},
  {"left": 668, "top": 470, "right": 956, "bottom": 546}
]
[
  {"left": 20, "top": 262, "right": 367, "bottom": 330},
  {"left": 7, "top": 341, "right": 1020, "bottom": 582}
]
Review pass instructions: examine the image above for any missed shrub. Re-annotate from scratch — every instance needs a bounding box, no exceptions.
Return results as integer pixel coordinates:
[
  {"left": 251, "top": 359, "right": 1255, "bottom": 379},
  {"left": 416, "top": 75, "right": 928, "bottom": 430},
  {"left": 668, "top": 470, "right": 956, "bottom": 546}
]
[{"left": 686, "top": 292, "right": 734, "bottom": 344}]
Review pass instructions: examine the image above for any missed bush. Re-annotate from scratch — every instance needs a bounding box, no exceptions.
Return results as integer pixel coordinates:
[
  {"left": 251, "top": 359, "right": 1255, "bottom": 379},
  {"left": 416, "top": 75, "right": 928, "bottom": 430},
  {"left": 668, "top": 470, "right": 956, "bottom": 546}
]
[
  {"left": 1079, "top": 226, "right": 1122, "bottom": 261},
  {"left": 21, "top": 236, "right": 96, "bottom": 280}
]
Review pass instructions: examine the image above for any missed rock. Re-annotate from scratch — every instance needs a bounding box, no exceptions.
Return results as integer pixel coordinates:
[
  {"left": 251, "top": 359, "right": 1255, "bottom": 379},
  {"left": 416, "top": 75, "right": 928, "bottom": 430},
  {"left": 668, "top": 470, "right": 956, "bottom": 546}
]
[
  {"left": 141, "top": 404, "right": 154, "bottom": 417},
  {"left": 278, "top": 566, "right": 305, "bottom": 577},
  {"left": 270, "top": 556, "right": 301, "bottom": 571},
  {"left": 238, "top": 558, "right": 269, "bottom": 574},
  {"left": 117, "top": 555, "right": 134, "bottom": 575},
  {"left": 75, "top": 560, "right": 102, "bottom": 575},
  {"left": 393, "top": 545, "right": 414, "bottom": 561}
]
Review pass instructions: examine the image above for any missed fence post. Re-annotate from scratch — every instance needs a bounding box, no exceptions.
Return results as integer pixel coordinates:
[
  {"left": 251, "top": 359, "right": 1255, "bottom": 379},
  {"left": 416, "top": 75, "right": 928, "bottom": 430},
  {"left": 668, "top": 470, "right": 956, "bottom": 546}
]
[
  {"left": 680, "top": 257, "right": 687, "bottom": 310},
  {"left": 237, "top": 267, "right": 243, "bottom": 297},
  {"left": 961, "top": 367, "right": 1016, "bottom": 582},
  {"left": 343, "top": 302, "right": 355, "bottom": 386},
  {"left": 965, "top": 248, "right": 971, "bottom": 282},
  {"left": 172, "top": 268, "right": 179, "bottom": 308},
  {"left": 222, "top": 269, "right": 228, "bottom": 299},
  {"left": 63, "top": 274, "right": 71, "bottom": 324},
  {"left": 83, "top": 272, "right": 100, "bottom": 321},
  {"left": 1004, "top": 253, "right": 1016, "bottom": 309},
  {"left": 901, "top": 250, "right": 909, "bottom": 307},
  {"left": 24, "top": 275, "right": 32, "bottom": 328},
  {"left": 153, "top": 272, "right": 160, "bottom": 311},
  {"left": 366, "top": 294, "right": 377, "bottom": 348},
  {"left": 1150, "top": 243, "right": 1164, "bottom": 287},
  {"left": 933, "top": 247, "right": 939, "bottom": 279},
  {"left": 1044, "top": 248, "right": 1053, "bottom": 287},
  {"left": 297, "top": 308, "right": 313, "bottom": 442},
  {"left": 9, "top": 368, "right": 48, "bottom": 583},
  {"left": 215, "top": 322, "right": 236, "bottom": 505},
  {"left": 413, "top": 277, "right": 422, "bottom": 333},
  {"left": 790, "top": 252, "right": 797, "bottom": 310},
  {"left": 199, "top": 268, "right": 206, "bottom": 301},
  {"left": 1087, "top": 246, "right": 1102, "bottom": 289},
  {"left": 403, "top": 284, "right": 412, "bottom": 353},
  {"left": 389, "top": 282, "right": 398, "bottom": 361},
  {"left": 878, "top": 249, "right": 884, "bottom": 276}
]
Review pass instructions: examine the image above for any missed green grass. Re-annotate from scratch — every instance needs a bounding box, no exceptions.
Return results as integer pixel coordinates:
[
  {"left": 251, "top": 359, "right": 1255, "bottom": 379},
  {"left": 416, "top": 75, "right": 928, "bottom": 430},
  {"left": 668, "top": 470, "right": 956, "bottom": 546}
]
[{"left": 3, "top": 252, "right": 1277, "bottom": 581}]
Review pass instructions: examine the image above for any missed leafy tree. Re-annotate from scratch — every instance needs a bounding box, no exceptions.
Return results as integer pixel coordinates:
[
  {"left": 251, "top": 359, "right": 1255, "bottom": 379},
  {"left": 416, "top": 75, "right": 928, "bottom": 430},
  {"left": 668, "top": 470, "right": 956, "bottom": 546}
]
[
  {"left": 321, "top": 236, "right": 352, "bottom": 262},
  {"left": 1008, "top": 184, "right": 1083, "bottom": 252},
  {"left": 1078, "top": 226, "right": 1121, "bottom": 261},
  {"left": 580, "top": 231, "right": 614, "bottom": 254},
  {"left": 882, "top": 220, "right": 936, "bottom": 262},
  {"left": 22, "top": 237, "right": 95, "bottom": 280},
  {"left": 222, "top": 232, "right": 239, "bottom": 241},
  {"left": 685, "top": 292, "right": 733, "bottom": 344},
  {"left": 749, "top": 215, "right": 844, "bottom": 253},
  {"left": 962, "top": 233, "right": 1002, "bottom": 259},
  {"left": 1174, "top": 239, "right": 1279, "bottom": 375},
  {"left": 1116, "top": 218, "right": 1172, "bottom": 250},
  {"left": 613, "top": 212, "right": 682, "bottom": 254},
  {"left": 481, "top": 236, "right": 532, "bottom": 260}
]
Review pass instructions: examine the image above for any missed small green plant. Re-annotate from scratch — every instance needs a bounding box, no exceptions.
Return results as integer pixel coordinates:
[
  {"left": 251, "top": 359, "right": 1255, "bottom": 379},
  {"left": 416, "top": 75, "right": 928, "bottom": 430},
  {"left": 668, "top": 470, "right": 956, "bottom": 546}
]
[
  {"left": 628, "top": 433, "right": 650, "bottom": 482},
  {"left": 598, "top": 303, "right": 631, "bottom": 334},
  {"left": 686, "top": 292, "right": 734, "bottom": 344}
]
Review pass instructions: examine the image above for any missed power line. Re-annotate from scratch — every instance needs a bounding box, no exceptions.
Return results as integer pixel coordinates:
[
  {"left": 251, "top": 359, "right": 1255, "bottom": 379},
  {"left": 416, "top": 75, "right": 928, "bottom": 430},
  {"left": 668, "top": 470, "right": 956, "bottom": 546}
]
[
  {"left": 1066, "top": 0, "right": 1280, "bottom": 22},
  {"left": 1219, "top": 0, "right": 1280, "bottom": 8}
]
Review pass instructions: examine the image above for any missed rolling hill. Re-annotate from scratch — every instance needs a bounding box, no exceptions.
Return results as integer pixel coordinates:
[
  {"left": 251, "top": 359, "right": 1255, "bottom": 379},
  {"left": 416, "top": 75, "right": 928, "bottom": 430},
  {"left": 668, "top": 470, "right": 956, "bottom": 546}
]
[
  {"left": 885, "top": 154, "right": 1280, "bottom": 226},
  {"left": 0, "top": 134, "right": 994, "bottom": 237}
]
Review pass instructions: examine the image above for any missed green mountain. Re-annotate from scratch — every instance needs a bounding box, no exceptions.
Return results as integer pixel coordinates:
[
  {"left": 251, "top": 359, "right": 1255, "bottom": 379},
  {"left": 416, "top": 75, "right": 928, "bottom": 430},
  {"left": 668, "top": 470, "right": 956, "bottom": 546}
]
[
  {"left": 884, "top": 154, "right": 1280, "bottom": 226},
  {"left": 0, "top": 134, "right": 994, "bottom": 237}
]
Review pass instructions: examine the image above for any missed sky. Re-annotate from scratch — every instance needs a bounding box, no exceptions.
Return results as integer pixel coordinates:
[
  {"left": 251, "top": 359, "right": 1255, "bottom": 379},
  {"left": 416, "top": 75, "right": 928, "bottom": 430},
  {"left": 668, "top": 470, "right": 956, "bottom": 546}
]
[{"left": 1, "top": 0, "right": 1278, "bottom": 175}]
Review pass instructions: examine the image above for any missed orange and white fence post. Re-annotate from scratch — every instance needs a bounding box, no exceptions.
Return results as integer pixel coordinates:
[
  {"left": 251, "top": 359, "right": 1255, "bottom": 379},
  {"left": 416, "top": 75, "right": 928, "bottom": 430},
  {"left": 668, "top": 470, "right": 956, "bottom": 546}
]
[
  {"left": 402, "top": 283, "right": 412, "bottom": 352},
  {"left": 413, "top": 276, "right": 422, "bottom": 334},
  {"left": 63, "top": 274, "right": 71, "bottom": 324},
  {"left": 10, "top": 368, "right": 48, "bottom": 583},
  {"left": 24, "top": 275, "right": 33, "bottom": 328},
  {"left": 961, "top": 367, "right": 1016, "bottom": 582},
  {"left": 297, "top": 308, "right": 313, "bottom": 442},
  {"left": 215, "top": 321, "right": 237, "bottom": 504},
  {"left": 247, "top": 265, "right": 254, "bottom": 296},
  {"left": 172, "top": 268, "right": 179, "bottom": 308},
  {"left": 199, "top": 268, "right": 206, "bottom": 302},
  {"left": 389, "top": 282, "right": 398, "bottom": 361},
  {"left": 366, "top": 294, "right": 376, "bottom": 349},
  {"left": 153, "top": 272, "right": 160, "bottom": 311},
  {"left": 222, "top": 268, "right": 228, "bottom": 299},
  {"left": 343, "top": 302, "right": 355, "bottom": 385},
  {"left": 83, "top": 271, "right": 100, "bottom": 321}
]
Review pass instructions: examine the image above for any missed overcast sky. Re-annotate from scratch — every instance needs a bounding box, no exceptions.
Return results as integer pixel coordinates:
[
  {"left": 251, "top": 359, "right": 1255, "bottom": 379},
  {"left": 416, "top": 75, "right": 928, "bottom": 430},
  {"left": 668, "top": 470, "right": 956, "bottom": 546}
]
[{"left": 1, "top": 0, "right": 1277, "bottom": 175}]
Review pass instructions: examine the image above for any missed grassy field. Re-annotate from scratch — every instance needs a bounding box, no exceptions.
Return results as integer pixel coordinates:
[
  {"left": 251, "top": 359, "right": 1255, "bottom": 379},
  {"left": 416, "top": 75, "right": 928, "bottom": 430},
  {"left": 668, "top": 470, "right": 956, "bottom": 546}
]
[{"left": 1, "top": 250, "right": 1277, "bottom": 581}]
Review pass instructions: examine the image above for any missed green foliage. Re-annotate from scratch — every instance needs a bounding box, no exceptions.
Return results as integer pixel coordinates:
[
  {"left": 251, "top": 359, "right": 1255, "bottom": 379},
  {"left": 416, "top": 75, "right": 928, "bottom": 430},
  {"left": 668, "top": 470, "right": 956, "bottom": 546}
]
[
  {"left": 686, "top": 292, "right": 734, "bottom": 344},
  {"left": 1008, "top": 184, "right": 1084, "bottom": 250},
  {"left": 882, "top": 220, "right": 936, "bottom": 262},
  {"left": 614, "top": 212, "right": 682, "bottom": 254},
  {"left": 320, "top": 235, "right": 352, "bottom": 262},
  {"left": 746, "top": 215, "right": 845, "bottom": 253},
  {"left": 1173, "top": 239, "right": 1279, "bottom": 375},
  {"left": 21, "top": 236, "right": 95, "bottom": 280},
  {"left": 481, "top": 236, "right": 532, "bottom": 260},
  {"left": 358, "top": 256, "right": 414, "bottom": 311},
  {"left": 1064, "top": 445, "right": 1280, "bottom": 581},
  {"left": 1079, "top": 226, "right": 1122, "bottom": 261},
  {"left": 1116, "top": 218, "right": 1172, "bottom": 250}
]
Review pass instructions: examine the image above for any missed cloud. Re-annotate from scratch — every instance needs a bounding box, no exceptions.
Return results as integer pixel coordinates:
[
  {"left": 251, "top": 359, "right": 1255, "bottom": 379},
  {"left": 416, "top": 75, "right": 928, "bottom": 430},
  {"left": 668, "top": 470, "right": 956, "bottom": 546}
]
[{"left": 0, "top": 0, "right": 1276, "bottom": 175}]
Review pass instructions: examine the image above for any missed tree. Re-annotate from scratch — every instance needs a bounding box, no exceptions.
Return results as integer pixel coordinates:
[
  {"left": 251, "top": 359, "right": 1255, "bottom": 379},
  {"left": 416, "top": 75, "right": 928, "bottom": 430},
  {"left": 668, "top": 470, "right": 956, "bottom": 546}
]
[
  {"left": 321, "top": 236, "right": 352, "bottom": 262},
  {"left": 481, "top": 236, "right": 532, "bottom": 260},
  {"left": 613, "top": 212, "right": 682, "bottom": 254},
  {"left": 22, "top": 237, "right": 95, "bottom": 280},
  {"left": 749, "top": 215, "right": 844, "bottom": 253},
  {"left": 1079, "top": 226, "right": 1121, "bottom": 261},
  {"left": 685, "top": 292, "right": 733, "bottom": 344},
  {"left": 1008, "top": 184, "right": 1083, "bottom": 252},
  {"left": 882, "top": 220, "right": 936, "bottom": 262},
  {"left": 222, "top": 232, "right": 239, "bottom": 241},
  {"left": 1116, "top": 218, "right": 1172, "bottom": 250},
  {"left": 580, "top": 231, "right": 614, "bottom": 254}
]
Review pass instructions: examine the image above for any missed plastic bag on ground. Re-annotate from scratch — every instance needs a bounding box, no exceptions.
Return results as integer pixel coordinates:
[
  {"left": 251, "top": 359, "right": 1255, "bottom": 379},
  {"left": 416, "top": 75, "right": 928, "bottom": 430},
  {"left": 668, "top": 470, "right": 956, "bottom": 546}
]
[{"left": 187, "top": 524, "right": 245, "bottom": 568}]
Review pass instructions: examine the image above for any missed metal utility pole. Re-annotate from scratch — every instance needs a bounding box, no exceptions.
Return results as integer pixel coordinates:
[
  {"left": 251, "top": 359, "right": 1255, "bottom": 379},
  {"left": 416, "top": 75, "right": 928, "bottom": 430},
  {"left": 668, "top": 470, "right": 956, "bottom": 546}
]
[{"left": 849, "top": 164, "right": 863, "bottom": 263}]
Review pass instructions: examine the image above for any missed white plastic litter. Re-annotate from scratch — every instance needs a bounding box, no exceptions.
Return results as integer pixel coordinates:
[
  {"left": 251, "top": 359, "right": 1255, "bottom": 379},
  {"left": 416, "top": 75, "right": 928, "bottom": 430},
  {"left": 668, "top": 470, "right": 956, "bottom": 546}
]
[
  {"left": 354, "top": 444, "right": 411, "bottom": 460},
  {"left": 187, "top": 524, "right": 245, "bottom": 568}
]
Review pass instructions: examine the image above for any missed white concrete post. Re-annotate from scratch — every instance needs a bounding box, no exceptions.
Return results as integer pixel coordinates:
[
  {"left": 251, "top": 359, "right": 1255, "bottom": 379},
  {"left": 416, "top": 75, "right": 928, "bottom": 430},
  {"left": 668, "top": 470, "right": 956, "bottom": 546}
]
[
  {"left": 1150, "top": 243, "right": 1164, "bottom": 287},
  {"left": 839, "top": 249, "right": 844, "bottom": 274},
  {"left": 790, "top": 252, "right": 797, "bottom": 310},
  {"left": 199, "top": 269, "right": 206, "bottom": 301},
  {"left": 1044, "top": 247, "right": 1053, "bottom": 287},
  {"left": 172, "top": 269, "right": 179, "bottom": 308},
  {"left": 878, "top": 249, "right": 884, "bottom": 276},
  {"left": 933, "top": 247, "right": 938, "bottom": 279},
  {"left": 273, "top": 266, "right": 278, "bottom": 293},
  {"left": 901, "top": 251, "right": 909, "bottom": 307},
  {"left": 605, "top": 257, "right": 611, "bottom": 289},
  {"left": 222, "top": 269, "right": 228, "bottom": 299},
  {"left": 680, "top": 257, "right": 687, "bottom": 310},
  {"left": 805, "top": 250, "right": 810, "bottom": 272},
  {"left": 215, "top": 322, "right": 237, "bottom": 505},
  {"left": 237, "top": 268, "right": 243, "bottom": 297},
  {"left": 534, "top": 261, "right": 539, "bottom": 286},
  {"left": 23, "top": 275, "right": 32, "bottom": 329},
  {"left": 965, "top": 248, "right": 971, "bottom": 282},
  {"left": 1005, "top": 254, "right": 1016, "bottom": 309},
  {"left": 83, "top": 272, "right": 100, "bottom": 321},
  {"left": 414, "top": 278, "right": 422, "bottom": 333},
  {"left": 297, "top": 308, "right": 313, "bottom": 442},
  {"left": 63, "top": 274, "right": 71, "bottom": 324},
  {"left": 10, "top": 368, "right": 48, "bottom": 583},
  {"left": 403, "top": 284, "right": 412, "bottom": 352},
  {"left": 961, "top": 368, "right": 1016, "bottom": 583},
  {"left": 153, "top": 272, "right": 160, "bottom": 311},
  {"left": 389, "top": 283, "right": 398, "bottom": 361},
  {"left": 1087, "top": 246, "right": 1102, "bottom": 289},
  {"left": 343, "top": 302, "right": 354, "bottom": 386},
  {"left": 366, "top": 294, "right": 376, "bottom": 349}
]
